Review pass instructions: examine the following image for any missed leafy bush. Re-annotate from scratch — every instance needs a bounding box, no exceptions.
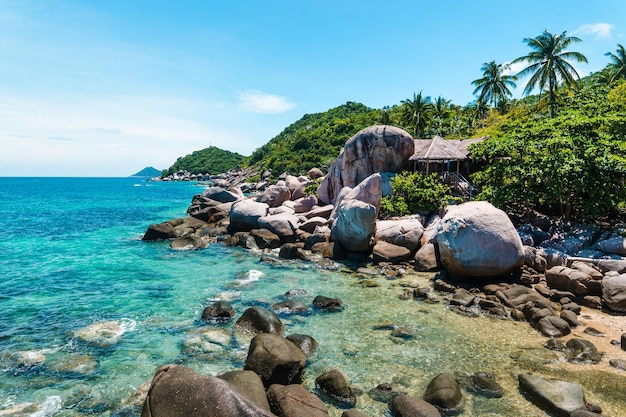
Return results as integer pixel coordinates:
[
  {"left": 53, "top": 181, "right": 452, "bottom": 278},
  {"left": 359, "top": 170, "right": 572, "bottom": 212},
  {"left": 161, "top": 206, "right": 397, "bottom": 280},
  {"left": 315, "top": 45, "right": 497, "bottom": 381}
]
[
  {"left": 379, "top": 172, "right": 454, "bottom": 218},
  {"left": 470, "top": 81, "right": 626, "bottom": 220},
  {"left": 303, "top": 178, "right": 323, "bottom": 197}
]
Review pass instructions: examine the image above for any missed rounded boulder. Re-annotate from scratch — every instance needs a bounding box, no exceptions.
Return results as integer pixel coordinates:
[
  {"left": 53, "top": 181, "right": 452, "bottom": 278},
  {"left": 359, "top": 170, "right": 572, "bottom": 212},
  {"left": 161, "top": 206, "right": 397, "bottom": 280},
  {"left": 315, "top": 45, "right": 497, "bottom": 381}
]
[{"left": 436, "top": 201, "right": 524, "bottom": 278}]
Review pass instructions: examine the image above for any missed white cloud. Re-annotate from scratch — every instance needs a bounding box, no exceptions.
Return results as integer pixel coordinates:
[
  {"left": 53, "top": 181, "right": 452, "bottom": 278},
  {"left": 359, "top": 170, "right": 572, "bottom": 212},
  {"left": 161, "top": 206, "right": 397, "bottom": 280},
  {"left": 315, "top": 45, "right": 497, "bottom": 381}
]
[
  {"left": 574, "top": 23, "right": 614, "bottom": 39},
  {"left": 238, "top": 90, "right": 296, "bottom": 113}
]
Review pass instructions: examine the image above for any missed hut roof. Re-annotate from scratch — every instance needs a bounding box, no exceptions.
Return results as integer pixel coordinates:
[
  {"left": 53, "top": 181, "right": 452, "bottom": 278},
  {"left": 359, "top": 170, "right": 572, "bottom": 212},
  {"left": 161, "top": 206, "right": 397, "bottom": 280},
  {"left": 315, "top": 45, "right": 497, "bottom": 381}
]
[
  {"left": 409, "top": 136, "right": 487, "bottom": 162},
  {"left": 410, "top": 135, "right": 466, "bottom": 162}
]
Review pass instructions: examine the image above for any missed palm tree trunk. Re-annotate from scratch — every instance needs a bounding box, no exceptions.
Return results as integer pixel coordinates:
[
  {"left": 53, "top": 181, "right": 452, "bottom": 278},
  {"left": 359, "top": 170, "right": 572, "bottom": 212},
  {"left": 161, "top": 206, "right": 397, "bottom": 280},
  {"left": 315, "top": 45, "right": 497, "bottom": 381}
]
[{"left": 549, "top": 76, "right": 556, "bottom": 118}]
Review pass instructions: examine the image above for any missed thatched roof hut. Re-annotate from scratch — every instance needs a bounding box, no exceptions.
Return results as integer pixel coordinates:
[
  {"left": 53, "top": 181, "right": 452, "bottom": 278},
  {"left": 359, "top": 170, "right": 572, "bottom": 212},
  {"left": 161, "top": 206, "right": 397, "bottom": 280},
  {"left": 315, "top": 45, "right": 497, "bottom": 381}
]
[{"left": 409, "top": 136, "right": 487, "bottom": 174}]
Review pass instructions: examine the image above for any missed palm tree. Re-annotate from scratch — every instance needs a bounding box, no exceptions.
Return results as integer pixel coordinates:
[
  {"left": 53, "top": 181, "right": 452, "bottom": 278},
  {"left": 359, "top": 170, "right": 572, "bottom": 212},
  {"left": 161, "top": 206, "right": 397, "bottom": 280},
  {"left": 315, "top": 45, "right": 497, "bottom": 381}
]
[
  {"left": 512, "top": 30, "right": 588, "bottom": 117},
  {"left": 429, "top": 96, "right": 451, "bottom": 136},
  {"left": 401, "top": 91, "right": 432, "bottom": 137},
  {"left": 471, "top": 61, "right": 517, "bottom": 108},
  {"left": 605, "top": 44, "right": 626, "bottom": 83},
  {"left": 432, "top": 96, "right": 451, "bottom": 119}
]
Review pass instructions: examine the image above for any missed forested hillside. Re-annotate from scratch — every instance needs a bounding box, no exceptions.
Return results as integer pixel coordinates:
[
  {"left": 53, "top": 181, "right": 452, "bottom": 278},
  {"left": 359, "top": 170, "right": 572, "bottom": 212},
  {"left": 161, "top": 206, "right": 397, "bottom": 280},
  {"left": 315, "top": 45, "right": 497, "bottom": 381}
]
[
  {"left": 162, "top": 146, "right": 246, "bottom": 176},
  {"left": 244, "top": 102, "right": 381, "bottom": 176}
]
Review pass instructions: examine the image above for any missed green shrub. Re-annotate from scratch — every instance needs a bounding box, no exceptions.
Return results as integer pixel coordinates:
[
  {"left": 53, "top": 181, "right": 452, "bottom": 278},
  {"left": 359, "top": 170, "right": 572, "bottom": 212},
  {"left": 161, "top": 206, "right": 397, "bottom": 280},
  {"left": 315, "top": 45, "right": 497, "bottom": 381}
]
[
  {"left": 304, "top": 178, "right": 323, "bottom": 197},
  {"left": 379, "top": 172, "right": 454, "bottom": 218}
]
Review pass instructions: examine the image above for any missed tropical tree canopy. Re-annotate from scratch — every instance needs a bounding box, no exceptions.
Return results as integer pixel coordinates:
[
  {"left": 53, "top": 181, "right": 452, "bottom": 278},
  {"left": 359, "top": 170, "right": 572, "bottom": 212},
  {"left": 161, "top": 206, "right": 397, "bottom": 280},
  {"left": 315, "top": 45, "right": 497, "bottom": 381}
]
[
  {"left": 512, "top": 30, "right": 588, "bottom": 117},
  {"left": 400, "top": 91, "right": 433, "bottom": 138},
  {"left": 471, "top": 61, "right": 517, "bottom": 108},
  {"left": 605, "top": 44, "right": 626, "bottom": 83},
  {"left": 470, "top": 80, "right": 626, "bottom": 220}
]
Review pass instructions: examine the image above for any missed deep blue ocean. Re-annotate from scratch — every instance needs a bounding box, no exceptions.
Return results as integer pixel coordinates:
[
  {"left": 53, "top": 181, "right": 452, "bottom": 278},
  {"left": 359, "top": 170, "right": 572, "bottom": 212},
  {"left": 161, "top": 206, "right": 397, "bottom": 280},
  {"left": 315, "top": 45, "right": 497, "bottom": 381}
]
[{"left": 0, "top": 178, "right": 621, "bottom": 416}]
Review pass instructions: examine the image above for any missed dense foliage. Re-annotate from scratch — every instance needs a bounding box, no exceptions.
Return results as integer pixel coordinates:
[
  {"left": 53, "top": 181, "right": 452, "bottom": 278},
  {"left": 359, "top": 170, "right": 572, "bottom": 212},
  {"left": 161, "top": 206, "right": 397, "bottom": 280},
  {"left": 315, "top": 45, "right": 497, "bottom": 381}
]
[
  {"left": 380, "top": 172, "right": 456, "bottom": 218},
  {"left": 244, "top": 102, "right": 380, "bottom": 176},
  {"left": 470, "top": 77, "right": 626, "bottom": 220},
  {"left": 162, "top": 146, "right": 246, "bottom": 176}
]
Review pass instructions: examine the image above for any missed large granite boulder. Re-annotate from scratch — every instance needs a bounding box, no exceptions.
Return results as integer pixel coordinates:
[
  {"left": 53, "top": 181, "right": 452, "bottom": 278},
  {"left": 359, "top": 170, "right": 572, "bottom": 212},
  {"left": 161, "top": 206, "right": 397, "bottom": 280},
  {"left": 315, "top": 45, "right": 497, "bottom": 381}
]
[
  {"left": 318, "top": 125, "right": 415, "bottom": 204},
  {"left": 285, "top": 175, "right": 306, "bottom": 200},
  {"left": 308, "top": 167, "right": 324, "bottom": 179},
  {"left": 414, "top": 243, "right": 440, "bottom": 272},
  {"left": 293, "top": 196, "right": 318, "bottom": 213},
  {"left": 244, "top": 334, "right": 307, "bottom": 387},
  {"left": 372, "top": 241, "right": 412, "bottom": 263},
  {"left": 218, "top": 370, "right": 272, "bottom": 412},
  {"left": 267, "top": 384, "right": 329, "bottom": 417},
  {"left": 229, "top": 200, "right": 269, "bottom": 232},
  {"left": 141, "top": 364, "right": 276, "bottom": 417},
  {"left": 201, "top": 187, "right": 241, "bottom": 203},
  {"left": 436, "top": 201, "right": 524, "bottom": 278},
  {"left": 376, "top": 218, "right": 424, "bottom": 253},
  {"left": 250, "top": 228, "right": 281, "bottom": 249},
  {"left": 518, "top": 373, "right": 587, "bottom": 417},
  {"left": 258, "top": 213, "right": 301, "bottom": 239},
  {"left": 331, "top": 199, "right": 377, "bottom": 252},
  {"left": 602, "top": 273, "right": 626, "bottom": 312},
  {"left": 257, "top": 185, "right": 292, "bottom": 208},
  {"left": 143, "top": 222, "right": 177, "bottom": 241}
]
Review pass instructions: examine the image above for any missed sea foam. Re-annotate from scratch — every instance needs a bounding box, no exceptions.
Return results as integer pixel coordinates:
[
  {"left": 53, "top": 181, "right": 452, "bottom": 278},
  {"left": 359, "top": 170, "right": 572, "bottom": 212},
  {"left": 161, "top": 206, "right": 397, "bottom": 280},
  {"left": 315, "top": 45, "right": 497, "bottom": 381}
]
[{"left": 29, "top": 395, "right": 62, "bottom": 417}]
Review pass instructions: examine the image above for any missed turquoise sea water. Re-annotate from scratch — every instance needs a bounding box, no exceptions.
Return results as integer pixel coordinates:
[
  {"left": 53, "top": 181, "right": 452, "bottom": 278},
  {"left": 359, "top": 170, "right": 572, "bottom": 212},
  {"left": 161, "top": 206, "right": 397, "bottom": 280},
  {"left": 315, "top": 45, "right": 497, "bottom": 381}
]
[{"left": 0, "top": 178, "right": 623, "bottom": 417}]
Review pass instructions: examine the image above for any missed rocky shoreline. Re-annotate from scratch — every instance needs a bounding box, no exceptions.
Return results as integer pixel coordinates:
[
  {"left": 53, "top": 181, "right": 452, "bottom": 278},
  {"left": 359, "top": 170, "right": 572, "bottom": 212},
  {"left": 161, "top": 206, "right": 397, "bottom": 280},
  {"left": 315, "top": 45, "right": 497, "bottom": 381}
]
[{"left": 140, "top": 125, "right": 626, "bottom": 417}]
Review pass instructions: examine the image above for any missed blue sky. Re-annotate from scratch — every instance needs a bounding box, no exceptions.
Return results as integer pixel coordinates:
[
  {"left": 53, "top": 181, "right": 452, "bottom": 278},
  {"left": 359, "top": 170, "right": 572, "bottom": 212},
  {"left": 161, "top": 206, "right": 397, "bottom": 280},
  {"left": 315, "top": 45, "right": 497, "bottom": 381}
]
[{"left": 0, "top": 0, "right": 624, "bottom": 176}]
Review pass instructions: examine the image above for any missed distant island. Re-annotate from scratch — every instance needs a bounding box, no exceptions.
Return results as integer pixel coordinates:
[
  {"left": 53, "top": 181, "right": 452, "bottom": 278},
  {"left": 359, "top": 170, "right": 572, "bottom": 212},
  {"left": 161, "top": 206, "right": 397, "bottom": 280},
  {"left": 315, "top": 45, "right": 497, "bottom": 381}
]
[{"left": 130, "top": 167, "right": 162, "bottom": 178}]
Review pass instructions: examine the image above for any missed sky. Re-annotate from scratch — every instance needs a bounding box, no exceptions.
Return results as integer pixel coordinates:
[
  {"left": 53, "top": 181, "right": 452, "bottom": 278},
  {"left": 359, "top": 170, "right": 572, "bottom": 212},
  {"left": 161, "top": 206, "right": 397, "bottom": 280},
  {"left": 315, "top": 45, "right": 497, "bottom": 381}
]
[{"left": 0, "top": 1, "right": 624, "bottom": 176}]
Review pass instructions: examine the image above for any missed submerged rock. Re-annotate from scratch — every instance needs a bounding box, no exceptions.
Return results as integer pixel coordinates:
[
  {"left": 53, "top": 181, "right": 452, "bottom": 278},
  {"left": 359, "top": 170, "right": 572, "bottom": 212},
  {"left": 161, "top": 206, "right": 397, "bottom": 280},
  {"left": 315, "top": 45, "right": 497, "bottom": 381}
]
[
  {"left": 391, "top": 394, "right": 441, "bottom": 417},
  {"left": 367, "top": 383, "right": 406, "bottom": 403},
  {"left": 201, "top": 300, "right": 236, "bottom": 322},
  {"left": 312, "top": 295, "right": 344, "bottom": 311},
  {"left": 72, "top": 319, "right": 134, "bottom": 347},
  {"left": 315, "top": 368, "right": 357, "bottom": 408},
  {"left": 518, "top": 373, "right": 587, "bottom": 417},
  {"left": 422, "top": 372, "right": 464, "bottom": 413},
  {"left": 170, "top": 235, "right": 207, "bottom": 250},
  {"left": 467, "top": 372, "right": 505, "bottom": 398},
  {"left": 565, "top": 338, "right": 602, "bottom": 364}
]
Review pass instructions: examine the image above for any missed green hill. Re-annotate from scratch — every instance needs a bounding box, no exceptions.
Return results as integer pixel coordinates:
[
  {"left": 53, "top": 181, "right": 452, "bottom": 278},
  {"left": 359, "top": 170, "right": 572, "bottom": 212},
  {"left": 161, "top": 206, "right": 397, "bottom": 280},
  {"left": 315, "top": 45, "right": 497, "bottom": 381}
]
[
  {"left": 131, "top": 166, "right": 162, "bottom": 178},
  {"left": 163, "top": 146, "right": 246, "bottom": 176},
  {"left": 244, "top": 102, "right": 381, "bottom": 176}
]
